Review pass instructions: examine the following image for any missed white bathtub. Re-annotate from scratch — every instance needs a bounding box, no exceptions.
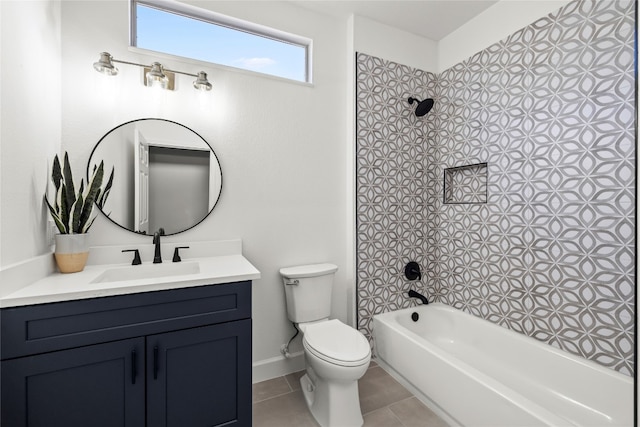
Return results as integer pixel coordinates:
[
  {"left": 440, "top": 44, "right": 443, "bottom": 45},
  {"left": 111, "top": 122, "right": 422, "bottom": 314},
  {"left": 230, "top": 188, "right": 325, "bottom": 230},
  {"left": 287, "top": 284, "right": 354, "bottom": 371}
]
[{"left": 373, "top": 303, "right": 634, "bottom": 427}]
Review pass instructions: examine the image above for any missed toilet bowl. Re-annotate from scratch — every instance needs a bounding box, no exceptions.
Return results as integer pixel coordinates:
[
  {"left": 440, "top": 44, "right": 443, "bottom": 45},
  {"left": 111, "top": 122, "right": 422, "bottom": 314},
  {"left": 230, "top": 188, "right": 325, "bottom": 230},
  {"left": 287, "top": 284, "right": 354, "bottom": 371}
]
[
  {"left": 280, "top": 264, "right": 371, "bottom": 427},
  {"left": 300, "top": 319, "right": 371, "bottom": 427}
]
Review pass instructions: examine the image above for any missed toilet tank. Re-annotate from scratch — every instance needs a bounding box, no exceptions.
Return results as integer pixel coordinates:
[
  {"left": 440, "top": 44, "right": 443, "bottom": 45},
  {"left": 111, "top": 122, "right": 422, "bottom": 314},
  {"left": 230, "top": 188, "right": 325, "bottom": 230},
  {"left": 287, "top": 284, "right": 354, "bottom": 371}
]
[{"left": 279, "top": 263, "right": 338, "bottom": 324}]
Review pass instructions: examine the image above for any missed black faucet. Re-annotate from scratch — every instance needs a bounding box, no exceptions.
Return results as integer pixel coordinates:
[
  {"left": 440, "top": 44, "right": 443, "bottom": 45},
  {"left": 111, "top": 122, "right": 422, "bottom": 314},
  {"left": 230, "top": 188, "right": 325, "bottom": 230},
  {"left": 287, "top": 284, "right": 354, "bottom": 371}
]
[
  {"left": 408, "top": 289, "right": 429, "bottom": 305},
  {"left": 153, "top": 228, "right": 165, "bottom": 264}
]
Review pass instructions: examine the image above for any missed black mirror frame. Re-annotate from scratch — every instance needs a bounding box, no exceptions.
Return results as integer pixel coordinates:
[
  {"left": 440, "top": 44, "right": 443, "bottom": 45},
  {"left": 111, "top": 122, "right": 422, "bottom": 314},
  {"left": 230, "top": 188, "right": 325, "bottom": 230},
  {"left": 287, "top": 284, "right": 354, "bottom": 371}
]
[{"left": 87, "top": 118, "right": 223, "bottom": 236}]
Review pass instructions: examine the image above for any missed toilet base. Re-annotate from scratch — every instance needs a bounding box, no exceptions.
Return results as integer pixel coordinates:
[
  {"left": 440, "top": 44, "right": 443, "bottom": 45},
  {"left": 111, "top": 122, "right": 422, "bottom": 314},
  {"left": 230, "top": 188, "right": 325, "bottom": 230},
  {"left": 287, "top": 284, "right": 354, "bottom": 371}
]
[{"left": 300, "top": 369, "right": 364, "bottom": 427}]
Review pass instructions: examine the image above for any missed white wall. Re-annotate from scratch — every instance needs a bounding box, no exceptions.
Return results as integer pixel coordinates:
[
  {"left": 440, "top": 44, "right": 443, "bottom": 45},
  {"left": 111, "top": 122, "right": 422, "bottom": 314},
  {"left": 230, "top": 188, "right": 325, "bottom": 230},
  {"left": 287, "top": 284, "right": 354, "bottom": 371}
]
[
  {"left": 59, "top": 0, "right": 349, "bottom": 377},
  {"left": 0, "top": 0, "right": 61, "bottom": 267},
  {"left": 353, "top": 15, "right": 438, "bottom": 73},
  {"left": 348, "top": 0, "right": 570, "bottom": 76},
  {"left": 438, "top": 0, "right": 571, "bottom": 72}
]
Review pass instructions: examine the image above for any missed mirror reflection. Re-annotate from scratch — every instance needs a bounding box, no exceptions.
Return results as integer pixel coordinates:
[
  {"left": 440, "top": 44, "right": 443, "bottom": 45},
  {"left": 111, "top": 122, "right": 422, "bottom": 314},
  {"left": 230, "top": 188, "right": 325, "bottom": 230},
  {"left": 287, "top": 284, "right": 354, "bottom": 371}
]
[{"left": 88, "top": 118, "right": 222, "bottom": 235}]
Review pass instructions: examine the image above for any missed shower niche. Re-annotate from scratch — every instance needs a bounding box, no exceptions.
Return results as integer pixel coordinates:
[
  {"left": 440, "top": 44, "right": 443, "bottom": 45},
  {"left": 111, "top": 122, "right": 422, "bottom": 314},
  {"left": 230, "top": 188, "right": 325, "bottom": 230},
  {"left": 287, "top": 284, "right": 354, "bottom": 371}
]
[{"left": 443, "top": 163, "right": 488, "bottom": 204}]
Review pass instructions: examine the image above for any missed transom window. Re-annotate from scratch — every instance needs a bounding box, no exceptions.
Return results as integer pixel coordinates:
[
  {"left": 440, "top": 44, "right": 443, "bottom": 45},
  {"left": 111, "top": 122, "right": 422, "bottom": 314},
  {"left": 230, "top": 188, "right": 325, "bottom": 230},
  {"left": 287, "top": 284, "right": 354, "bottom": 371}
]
[{"left": 131, "top": 1, "right": 311, "bottom": 83}]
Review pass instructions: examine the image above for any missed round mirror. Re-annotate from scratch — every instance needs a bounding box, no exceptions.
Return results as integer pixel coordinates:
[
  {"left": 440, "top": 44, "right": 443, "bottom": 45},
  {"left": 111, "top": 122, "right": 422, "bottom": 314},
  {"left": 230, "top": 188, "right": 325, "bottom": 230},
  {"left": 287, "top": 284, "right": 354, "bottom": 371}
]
[{"left": 88, "top": 118, "right": 222, "bottom": 235}]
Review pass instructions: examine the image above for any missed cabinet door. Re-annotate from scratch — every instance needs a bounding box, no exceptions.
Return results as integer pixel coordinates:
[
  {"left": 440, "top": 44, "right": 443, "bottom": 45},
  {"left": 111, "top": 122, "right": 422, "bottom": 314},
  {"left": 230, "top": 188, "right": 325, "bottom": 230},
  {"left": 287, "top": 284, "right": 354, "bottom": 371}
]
[
  {"left": 1, "top": 337, "right": 145, "bottom": 427},
  {"left": 147, "top": 319, "right": 251, "bottom": 427}
]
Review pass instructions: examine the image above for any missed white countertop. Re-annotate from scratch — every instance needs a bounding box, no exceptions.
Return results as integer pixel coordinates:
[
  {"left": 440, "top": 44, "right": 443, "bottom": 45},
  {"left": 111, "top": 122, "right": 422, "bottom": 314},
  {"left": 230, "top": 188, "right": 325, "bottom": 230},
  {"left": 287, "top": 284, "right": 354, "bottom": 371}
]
[{"left": 0, "top": 240, "right": 260, "bottom": 308}]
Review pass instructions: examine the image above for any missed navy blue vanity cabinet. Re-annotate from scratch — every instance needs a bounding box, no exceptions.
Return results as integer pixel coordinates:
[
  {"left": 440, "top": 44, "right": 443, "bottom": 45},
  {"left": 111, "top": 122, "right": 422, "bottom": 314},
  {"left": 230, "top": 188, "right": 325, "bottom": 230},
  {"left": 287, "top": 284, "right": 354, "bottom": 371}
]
[
  {"left": 2, "top": 337, "right": 146, "bottom": 426},
  {"left": 1, "top": 281, "right": 252, "bottom": 427},
  {"left": 147, "top": 319, "right": 251, "bottom": 427}
]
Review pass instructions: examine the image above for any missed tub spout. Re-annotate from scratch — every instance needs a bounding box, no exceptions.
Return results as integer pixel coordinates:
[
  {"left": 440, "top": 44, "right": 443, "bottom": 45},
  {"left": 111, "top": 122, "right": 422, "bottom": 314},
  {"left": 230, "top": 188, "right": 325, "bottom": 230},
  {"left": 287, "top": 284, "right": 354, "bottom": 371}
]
[{"left": 408, "top": 289, "right": 428, "bottom": 305}]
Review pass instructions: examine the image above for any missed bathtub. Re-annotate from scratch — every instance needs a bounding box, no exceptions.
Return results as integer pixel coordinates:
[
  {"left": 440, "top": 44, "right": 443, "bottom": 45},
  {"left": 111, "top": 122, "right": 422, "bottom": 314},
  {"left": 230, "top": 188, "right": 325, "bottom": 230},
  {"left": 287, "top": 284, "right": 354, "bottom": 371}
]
[{"left": 372, "top": 303, "right": 634, "bottom": 427}]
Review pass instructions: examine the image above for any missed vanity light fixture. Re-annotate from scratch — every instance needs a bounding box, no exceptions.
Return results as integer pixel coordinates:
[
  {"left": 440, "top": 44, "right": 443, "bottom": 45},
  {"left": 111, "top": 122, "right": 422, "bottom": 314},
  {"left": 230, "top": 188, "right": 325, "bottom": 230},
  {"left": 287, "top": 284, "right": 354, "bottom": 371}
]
[
  {"left": 145, "top": 62, "right": 170, "bottom": 89},
  {"left": 193, "top": 71, "right": 213, "bottom": 91},
  {"left": 93, "top": 52, "right": 213, "bottom": 92}
]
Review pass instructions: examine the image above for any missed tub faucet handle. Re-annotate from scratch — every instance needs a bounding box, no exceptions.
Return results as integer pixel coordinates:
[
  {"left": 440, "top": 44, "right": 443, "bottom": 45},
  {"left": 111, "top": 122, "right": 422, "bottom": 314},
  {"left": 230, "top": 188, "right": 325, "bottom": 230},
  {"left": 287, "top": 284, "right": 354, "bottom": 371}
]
[{"left": 404, "top": 261, "right": 422, "bottom": 281}]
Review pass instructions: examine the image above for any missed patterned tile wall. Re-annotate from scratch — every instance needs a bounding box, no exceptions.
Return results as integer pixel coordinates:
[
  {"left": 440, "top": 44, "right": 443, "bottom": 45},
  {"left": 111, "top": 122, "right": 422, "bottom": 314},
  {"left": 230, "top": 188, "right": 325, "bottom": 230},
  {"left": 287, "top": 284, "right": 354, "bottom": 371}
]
[
  {"left": 443, "top": 163, "right": 488, "bottom": 204},
  {"left": 356, "top": 54, "right": 438, "bottom": 340},
  {"left": 356, "top": 0, "right": 636, "bottom": 375}
]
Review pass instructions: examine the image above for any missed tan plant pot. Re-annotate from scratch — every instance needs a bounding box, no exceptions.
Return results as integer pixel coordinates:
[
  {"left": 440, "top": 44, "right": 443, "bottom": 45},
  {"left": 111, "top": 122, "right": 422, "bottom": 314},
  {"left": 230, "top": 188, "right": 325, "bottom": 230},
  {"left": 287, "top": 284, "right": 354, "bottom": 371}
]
[{"left": 54, "top": 234, "right": 90, "bottom": 273}]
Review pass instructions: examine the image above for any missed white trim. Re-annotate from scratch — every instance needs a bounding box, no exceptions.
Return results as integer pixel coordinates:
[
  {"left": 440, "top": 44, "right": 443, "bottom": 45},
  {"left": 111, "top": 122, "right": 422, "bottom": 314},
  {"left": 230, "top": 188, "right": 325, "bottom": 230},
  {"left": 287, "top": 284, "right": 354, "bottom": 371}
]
[
  {"left": 137, "top": 0, "right": 310, "bottom": 47},
  {"left": 128, "top": 46, "right": 314, "bottom": 88},
  {"left": 252, "top": 351, "right": 305, "bottom": 384},
  {"left": 131, "top": 0, "right": 313, "bottom": 83},
  {"left": 346, "top": 15, "right": 357, "bottom": 328}
]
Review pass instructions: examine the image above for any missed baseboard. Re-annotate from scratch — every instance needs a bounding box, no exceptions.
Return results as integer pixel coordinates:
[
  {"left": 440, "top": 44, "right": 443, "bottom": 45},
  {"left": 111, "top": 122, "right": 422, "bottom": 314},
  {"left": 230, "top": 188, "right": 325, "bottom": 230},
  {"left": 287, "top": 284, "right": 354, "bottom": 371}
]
[{"left": 252, "top": 351, "right": 305, "bottom": 383}]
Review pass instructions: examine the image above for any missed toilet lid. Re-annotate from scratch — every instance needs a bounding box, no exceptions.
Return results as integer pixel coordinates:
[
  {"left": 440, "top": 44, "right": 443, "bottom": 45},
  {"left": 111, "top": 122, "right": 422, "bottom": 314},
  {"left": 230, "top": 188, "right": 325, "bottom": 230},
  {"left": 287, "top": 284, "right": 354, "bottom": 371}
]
[
  {"left": 303, "top": 319, "right": 371, "bottom": 367},
  {"left": 279, "top": 263, "right": 338, "bottom": 279}
]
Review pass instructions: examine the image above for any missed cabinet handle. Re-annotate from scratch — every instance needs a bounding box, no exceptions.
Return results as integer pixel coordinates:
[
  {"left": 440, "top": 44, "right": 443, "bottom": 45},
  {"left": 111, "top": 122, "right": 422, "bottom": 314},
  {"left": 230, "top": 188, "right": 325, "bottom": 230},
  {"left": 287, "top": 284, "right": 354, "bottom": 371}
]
[
  {"left": 153, "top": 346, "right": 159, "bottom": 380},
  {"left": 131, "top": 349, "right": 137, "bottom": 384}
]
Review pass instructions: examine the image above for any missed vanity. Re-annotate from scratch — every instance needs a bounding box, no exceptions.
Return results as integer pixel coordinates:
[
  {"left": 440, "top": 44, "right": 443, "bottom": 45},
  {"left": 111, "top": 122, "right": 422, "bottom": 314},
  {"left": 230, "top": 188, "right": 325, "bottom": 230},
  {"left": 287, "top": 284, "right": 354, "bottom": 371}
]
[
  {"left": 0, "top": 240, "right": 260, "bottom": 427},
  {"left": 0, "top": 119, "right": 259, "bottom": 426}
]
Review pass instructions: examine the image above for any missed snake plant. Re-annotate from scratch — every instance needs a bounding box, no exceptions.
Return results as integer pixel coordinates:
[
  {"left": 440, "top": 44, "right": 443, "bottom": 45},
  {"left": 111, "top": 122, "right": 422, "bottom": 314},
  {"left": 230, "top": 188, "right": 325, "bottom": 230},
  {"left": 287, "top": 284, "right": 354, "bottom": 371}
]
[{"left": 45, "top": 152, "right": 114, "bottom": 234}]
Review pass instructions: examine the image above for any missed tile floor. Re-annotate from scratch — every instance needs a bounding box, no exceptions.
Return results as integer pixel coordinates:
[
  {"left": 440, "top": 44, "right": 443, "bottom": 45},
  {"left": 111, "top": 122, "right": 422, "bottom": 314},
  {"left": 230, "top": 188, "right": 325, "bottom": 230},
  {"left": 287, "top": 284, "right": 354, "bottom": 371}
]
[{"left": 252, "top": 362, "right": 449, "bottom": 427}]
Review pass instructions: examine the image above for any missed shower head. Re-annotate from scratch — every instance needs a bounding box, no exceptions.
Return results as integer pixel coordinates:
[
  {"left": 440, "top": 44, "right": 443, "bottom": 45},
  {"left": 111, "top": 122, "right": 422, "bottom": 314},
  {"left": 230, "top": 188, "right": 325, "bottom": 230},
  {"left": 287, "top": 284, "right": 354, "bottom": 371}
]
[{"left": 408, "top": 97, "right": 434, "bottom": 117}]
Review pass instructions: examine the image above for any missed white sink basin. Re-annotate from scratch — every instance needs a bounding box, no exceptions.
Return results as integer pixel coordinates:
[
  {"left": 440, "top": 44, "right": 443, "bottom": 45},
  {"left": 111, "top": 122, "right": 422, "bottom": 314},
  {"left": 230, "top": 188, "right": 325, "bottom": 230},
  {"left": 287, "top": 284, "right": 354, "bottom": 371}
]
[{"left": 90, "top": 262, "right": 200, "bottom": 284}]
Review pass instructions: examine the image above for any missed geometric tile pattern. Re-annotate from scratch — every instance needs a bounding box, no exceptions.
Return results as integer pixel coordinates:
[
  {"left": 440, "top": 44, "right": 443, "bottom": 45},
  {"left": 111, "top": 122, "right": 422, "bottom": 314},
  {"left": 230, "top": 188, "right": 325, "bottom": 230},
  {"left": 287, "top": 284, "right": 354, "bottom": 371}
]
[
  {"left": 356, "top": 53, "right": 438, "bottom": 344},
  {"left": 356, "top": 0, "right": 636, "bottom": 376},
  {"left": 444, "top": 163, "right": 488, "bottom": 204}
]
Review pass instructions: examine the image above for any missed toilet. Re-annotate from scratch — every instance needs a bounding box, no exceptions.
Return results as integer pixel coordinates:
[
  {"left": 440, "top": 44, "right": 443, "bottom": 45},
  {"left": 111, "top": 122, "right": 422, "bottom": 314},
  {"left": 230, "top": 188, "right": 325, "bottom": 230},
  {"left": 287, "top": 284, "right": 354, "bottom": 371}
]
[{"left": 279, "top": 263, "right": 371, "bottom": 427}]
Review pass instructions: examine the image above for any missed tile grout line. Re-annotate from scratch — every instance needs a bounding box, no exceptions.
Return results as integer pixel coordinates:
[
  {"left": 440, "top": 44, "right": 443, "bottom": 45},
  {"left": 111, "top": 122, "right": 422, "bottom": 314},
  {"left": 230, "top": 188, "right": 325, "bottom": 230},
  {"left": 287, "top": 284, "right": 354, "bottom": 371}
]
[
  {"left": 387, "top": 395, "right": 418, "bottom": 426},
  {"left": 252, "top": 389, "right": 295, "bottom": 405},
  {"left": 283, "top": 372, "right": 301, "bottom": 391},
  {"left": 252, "top": 373, "right": 300, "bottom": 404},
  {"left": 363, "top": 405, "right": 408, "bottom": 427},
  {"left": 253, "top": 369, "right": 449, "bottom": 427}
]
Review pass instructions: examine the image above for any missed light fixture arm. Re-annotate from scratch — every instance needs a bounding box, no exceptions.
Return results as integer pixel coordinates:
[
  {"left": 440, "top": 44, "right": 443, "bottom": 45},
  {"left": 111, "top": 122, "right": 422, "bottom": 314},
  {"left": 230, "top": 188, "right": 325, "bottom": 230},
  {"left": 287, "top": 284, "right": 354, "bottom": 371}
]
[
  {"left": 164, "top": 68, "right": 198, "bottom": 78},
  {"left": 111, "top": 59, "right": 197, "bottom": 78},
  {"left": 110, "top": 58, "right": 147, "bottom": 69}
]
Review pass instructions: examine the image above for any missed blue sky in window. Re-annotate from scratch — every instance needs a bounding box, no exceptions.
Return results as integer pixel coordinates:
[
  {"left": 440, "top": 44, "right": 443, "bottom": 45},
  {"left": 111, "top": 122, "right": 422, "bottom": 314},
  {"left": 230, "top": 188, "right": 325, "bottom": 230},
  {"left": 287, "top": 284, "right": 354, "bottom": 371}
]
[{"left": 136, "top": 5, "right": 306, "bottom": 82}]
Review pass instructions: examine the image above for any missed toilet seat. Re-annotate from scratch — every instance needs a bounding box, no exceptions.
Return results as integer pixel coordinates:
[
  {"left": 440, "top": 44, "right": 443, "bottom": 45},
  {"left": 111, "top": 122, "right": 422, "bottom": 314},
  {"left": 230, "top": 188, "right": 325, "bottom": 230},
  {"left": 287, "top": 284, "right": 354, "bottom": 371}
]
[{"left": 303, "top": 319, "right": 371, "bottom": 367}]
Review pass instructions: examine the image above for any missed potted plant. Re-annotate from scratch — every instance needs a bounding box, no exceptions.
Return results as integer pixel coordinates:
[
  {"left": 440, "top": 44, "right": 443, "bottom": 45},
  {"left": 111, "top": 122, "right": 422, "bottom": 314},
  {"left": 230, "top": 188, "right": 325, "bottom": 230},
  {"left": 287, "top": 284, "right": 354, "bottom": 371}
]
[{"left": 45, "top": 152, "right": 114, "bottom": 273}]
